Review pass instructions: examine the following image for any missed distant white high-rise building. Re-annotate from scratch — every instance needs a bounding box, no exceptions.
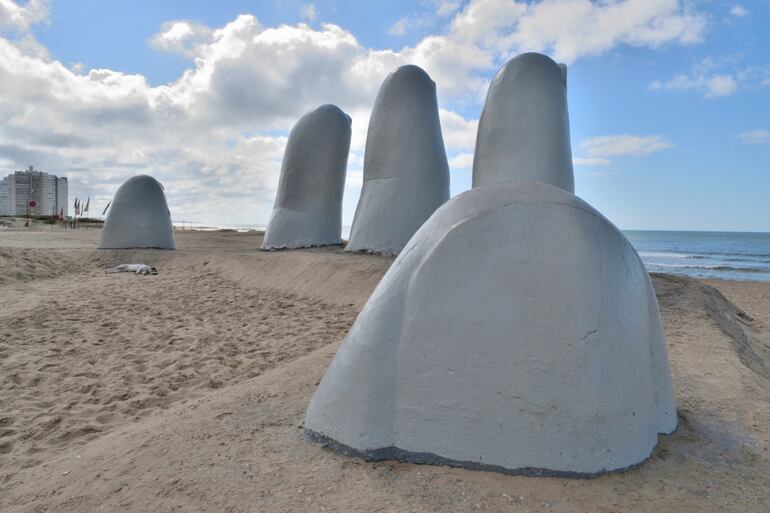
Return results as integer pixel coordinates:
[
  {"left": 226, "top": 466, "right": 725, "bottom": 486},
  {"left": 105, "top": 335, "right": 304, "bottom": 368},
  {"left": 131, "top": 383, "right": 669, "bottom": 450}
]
[
  {"left": 0, "top": 174, "right": 15, "bottom": 216},
  {"left": 0, "top": 166, "right": 68, "bottom": 217}
]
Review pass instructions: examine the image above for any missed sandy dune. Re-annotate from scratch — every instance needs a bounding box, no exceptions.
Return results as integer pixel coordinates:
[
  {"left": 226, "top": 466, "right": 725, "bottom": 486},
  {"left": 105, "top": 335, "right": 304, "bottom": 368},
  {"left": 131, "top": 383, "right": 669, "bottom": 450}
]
[{"left": 1, "top": 229, "right": 770, "bottom": 512}]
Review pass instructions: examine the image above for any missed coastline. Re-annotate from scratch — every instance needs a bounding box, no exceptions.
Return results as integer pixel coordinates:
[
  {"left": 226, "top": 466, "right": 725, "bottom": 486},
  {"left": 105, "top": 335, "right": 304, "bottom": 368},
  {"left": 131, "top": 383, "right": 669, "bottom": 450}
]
[{"left": 1, "top": 229, "right": 769, "bottom": 512}]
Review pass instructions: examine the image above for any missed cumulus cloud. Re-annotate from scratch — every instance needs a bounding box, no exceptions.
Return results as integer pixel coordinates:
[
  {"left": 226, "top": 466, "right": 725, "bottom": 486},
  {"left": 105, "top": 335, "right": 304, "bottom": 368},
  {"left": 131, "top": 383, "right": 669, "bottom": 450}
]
[
  {"left": 574, "top": 134, "right": 672, "bottom": 168},
  {"left": 149, "top": 20, "right": 213, "bottom": 58},
  {"left": 388, "top": 18, "right": 411, "bottom": 36},
  {"left": 435, "top": 1, "right": 462, "bottom": 17},
  {"left": 300, "top": 3, "right": 317, "bottom": 21},
  {"left": 573, "top": 157, "right": 612, "bottom": 167},
  {"left": 0, "top": 0, "right": 47, "bottom": 32},
  {"left": 729, "top": 5, "right": 748, "bottom": 18},
  {"left": 439, "top": 109, "right": 478, "bottom": 150},
  {"left": 0, "top": 12, "right": 487, "bottom": 225},
  {"left": 650, "top": 55, "right": 770, "bottom": 98},
  {"left": 448, "top": 152, "right": 474, "bottom": 169},
  {"left": 738, "top": 129, "right": 770, "bottom": 144},
  {"left": 650, "top": 72, "right": 738, "bottom": 98},
  {"left": 451, "top": 0, "right": 705, "bottom": 63},
  {"left": 389, "top": 0, "right": 463, "bottom": 37},
  {"left": 580, "top": 134, "right": 673, "bottom": 157},
  {"left": 0, "top": 0, "right": 710, "bottom": 225}
]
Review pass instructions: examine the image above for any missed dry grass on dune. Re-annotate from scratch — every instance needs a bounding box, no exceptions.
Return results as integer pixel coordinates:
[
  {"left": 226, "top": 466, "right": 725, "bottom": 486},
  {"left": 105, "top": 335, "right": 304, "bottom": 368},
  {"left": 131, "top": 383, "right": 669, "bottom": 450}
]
[{"left": 1, "top": 230, "right": 770, "bottom": 512}]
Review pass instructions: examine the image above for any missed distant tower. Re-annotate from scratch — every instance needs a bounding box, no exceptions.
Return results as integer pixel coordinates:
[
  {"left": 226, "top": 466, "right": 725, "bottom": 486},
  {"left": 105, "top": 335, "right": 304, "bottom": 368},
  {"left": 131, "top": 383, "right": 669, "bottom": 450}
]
[{"left": 5, "top": 166, "right": 68, "bottom": 216}]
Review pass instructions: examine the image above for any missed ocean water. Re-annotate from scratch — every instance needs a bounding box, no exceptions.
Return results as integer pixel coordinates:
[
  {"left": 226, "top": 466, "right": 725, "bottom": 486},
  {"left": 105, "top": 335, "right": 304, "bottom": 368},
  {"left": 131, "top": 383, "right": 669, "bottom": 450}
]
[{"left": 625, "top": 230, "right": 770, "bottom": 283}]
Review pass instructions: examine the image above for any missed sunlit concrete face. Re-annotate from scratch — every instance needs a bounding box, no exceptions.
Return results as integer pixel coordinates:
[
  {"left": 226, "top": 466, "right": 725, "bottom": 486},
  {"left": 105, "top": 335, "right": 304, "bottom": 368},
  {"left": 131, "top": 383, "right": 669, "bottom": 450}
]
[
  {"left": 305, "top": 53, "right": 676, "bottom": 476},
  {"left": 472, "top": 53, "right": 574, "bottom": 193},
  {"left": 345, "top": 65, "right": 450, "bottom": 255},
  {"left": 99, "top": 175, "right": 175, "bottom": 250},
  {"left": 261, "top": 104, "right": 351, "bottom": 250},
  {"left": 305, "top": 183, "right": 677, "bottom": 476}
]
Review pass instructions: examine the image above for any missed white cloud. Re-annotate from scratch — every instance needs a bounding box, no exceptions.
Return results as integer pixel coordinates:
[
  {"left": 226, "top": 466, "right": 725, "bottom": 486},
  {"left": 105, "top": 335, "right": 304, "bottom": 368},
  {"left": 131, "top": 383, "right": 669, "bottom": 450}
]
[
  {"left": 580, "top": 134, "right": 673, "bottom": 157},
  {"left": 651, "top": 72, "right": 739, "bottom": 98},
  {"left": 650, "top": 57, "right": 743, "bottom": 99},
  {"left": 738, "top": 129, "right": 770, "bottom": 144},
  {"left": 449, "top": 152, "right": 474, "bottom": 169},
  {"left": 389, "top": 1, "right": 462, "bottom": 37},
  {"left": 573, "top": 134, "right": 671, "bottom": 170},
  {"left": 149, "top": 20, "right": 213, "bottom": 58},
  {"left": 345, "top": 170, "right": 363, "bottom": 187},
  {"left": 388, "top": 18, "right": 410, "bottom": 36},
  {"left": 0, "top": 0, "right": 47, "bottom": 32},
  {"left": 439, "top": 109, "right": 478, "bottom": 150},
  {"left": 729, "top": 5, "right": 748, "bottom": 18},
  {"left": 301, "top": 3, "right": 317, "bottom": 21},
  {"left": 451, "top": 0, "right": 706, "bottom": 63},
  {"left": 0, "top": 13, "right": 487, "bottom": 225},
  {"left": 435, "top": 1, "right": 462, "bottom": 17},
  {"left": 571, "top": 134, "right": 671, "bottom": 170},
  {"left": 0, "top": 0, "right": 710, "bottom": 225},
  {"left": 650, "top": 55, "right": 770, "bottom": 98},
  {"left": 705, "top": 74, "right": 738, "bottom": 97},
  {"left": 573, "top": 157, "right": 611, "bottom": 166}
]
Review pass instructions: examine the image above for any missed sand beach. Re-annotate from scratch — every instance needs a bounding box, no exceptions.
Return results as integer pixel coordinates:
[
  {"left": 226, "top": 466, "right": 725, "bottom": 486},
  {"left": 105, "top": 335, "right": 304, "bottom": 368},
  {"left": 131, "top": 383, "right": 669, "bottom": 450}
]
[{"left": 1, "top": 228, "right": 770, "bottom": 512}]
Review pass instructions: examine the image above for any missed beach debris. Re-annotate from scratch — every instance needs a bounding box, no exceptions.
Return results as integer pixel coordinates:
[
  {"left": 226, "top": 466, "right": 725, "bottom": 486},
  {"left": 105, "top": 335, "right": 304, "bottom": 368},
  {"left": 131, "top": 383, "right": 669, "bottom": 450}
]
[
  {"left": 261, "top": 105, "right": 351, "bottom": 250},
  {"left": 345, "top": 65, "right": 450, "bottom": 255},
  {"left": 104, "top": 264, "right": 158, "bottom": 275},
  {"left": 99, "top": 175, "right": 175, "bottom": 250},
  {"left": 305, "top": 53, "right": 677, "bottom": 476}
]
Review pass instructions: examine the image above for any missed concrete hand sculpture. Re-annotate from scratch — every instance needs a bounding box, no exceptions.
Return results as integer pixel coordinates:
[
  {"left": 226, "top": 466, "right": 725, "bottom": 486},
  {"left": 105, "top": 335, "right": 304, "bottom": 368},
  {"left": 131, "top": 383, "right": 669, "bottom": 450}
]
[
  {"left": 305, "top": 53, "right": 677, "bottom": 477},
  {"left": 262, "top": 105, "right": 352, "bottom": 250},
  {"left": 345, "top": 65, "right": 450, "bottom": 255},
  {"left": 99, "top": 175, "right": 175, "bottom": 250}
]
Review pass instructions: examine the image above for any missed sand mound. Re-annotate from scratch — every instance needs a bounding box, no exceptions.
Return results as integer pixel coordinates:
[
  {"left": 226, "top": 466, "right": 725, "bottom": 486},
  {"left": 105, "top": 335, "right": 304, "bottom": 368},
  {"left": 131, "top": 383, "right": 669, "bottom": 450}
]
[
  {"left": 2, "top": 231, "right": 770, "bottom": 512},
  {"left": 0, "top": 248, "right": 81, "bottom": 285},
  {"left": 0, "top": 231, "right": 391, "bottom": 494},
  {"left": 653, "top": 273, "right": 770, "bottom": 381}
]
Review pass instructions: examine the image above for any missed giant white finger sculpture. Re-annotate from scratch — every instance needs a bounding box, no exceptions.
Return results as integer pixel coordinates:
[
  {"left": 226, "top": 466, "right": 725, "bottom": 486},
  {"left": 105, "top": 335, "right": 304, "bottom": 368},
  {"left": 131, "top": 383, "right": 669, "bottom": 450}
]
[
  {"left": 99, "top": 175, "right": 175, "bottom": 250},
  {"left": 473, "top": 52, "right": 574, "bottom": 192},
  {"left": 345, "top": 65, "right": 450, "bottom": 255},
  {"left": 262, "top": 105, "right": 351, "bottom": 250},
  {"left": 305, "top": 53, "right": 676, "bottom": 477}
]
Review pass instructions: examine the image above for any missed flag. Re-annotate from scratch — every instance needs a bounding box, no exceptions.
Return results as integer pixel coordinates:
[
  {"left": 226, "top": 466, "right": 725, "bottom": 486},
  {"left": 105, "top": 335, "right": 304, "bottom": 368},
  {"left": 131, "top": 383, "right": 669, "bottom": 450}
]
[
  {"left": 102, "top": 200, "right": 111, "bottom": 216},
  {"left": 74, "top": 197, "right": 79, "bottom": 216},
  {"left": 59, "top": 208, "right": 64, "bottom": 220},
  {"left": 84, "top": 197, "right": 90, "bottom": 215}
]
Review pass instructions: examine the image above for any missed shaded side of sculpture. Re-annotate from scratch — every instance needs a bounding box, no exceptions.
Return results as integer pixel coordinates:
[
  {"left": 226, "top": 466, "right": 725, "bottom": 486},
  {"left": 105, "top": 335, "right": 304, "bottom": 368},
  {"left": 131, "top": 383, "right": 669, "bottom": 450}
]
[
  {"left": 345, "top": 65, "right": 450, "bottom": 255},
  {"left": 472, "top": 52, "right": 574, "bottom": 192},
  {"left": 262, "top": 104, "right": 351, "bottom": 250},
  {"left": 99, "top": 174, "right": 175, "bottom": 250},
  {"left": 305, "top": 52, "right": 676, "bottom": 477},
  {"left": 305, "top": 183, "right": 677, "bottom": 476}
]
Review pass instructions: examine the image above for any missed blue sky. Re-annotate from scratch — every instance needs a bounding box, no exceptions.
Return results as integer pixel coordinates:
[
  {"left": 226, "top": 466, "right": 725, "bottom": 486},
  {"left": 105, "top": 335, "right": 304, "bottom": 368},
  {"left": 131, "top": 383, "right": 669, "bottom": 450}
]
[{"left": 1, "top": 0, "right": 769, "bottom": 230}]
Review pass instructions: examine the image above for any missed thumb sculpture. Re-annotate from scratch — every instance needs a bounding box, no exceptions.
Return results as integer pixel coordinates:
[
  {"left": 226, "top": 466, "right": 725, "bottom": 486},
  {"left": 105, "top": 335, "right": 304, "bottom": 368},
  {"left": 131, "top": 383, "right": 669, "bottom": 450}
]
[
  {"left": 99, "top": 175, "right": 175, "bottom": 250},
  {"left": 304, "top": 53, "right": 677, "bottom": 477},
  {"left": 262, "top": 104, "right": 352, "bottom": 250},
  {"left": 344, "top": 65, "right": 450, "bottom": 255}
]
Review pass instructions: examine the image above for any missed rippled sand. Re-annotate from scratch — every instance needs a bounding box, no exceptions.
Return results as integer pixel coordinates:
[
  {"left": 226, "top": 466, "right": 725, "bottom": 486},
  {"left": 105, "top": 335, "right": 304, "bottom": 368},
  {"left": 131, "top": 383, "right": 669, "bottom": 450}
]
[{"left": 1, "top": 228, "right": 769, "bottom": 512}]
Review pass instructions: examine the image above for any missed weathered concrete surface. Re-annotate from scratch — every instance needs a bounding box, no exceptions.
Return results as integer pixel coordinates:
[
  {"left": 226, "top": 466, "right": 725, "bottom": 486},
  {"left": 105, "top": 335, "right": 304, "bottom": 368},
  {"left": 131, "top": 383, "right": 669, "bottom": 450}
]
[
  {"left": 345, "top": 65, "right": 449, "bottom": 255},
  {"left": 262, "top": 105, "right": 351, "bottom": 250},
  {"left": 99, "top": 175, "right": 175, "bottom": 250},
  {"left": 305, "top": 182, "right": 677, "bottom": 476},
  {"left": 472, "top": 53, "right": 574, "bottom": 192}
]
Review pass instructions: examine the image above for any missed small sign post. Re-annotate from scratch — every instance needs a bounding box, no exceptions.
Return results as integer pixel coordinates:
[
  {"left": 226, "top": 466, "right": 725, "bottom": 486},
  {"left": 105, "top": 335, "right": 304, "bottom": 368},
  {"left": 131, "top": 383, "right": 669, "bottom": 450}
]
[{"left": 25, "top": 200, "right": 36, "bottom": 227}]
